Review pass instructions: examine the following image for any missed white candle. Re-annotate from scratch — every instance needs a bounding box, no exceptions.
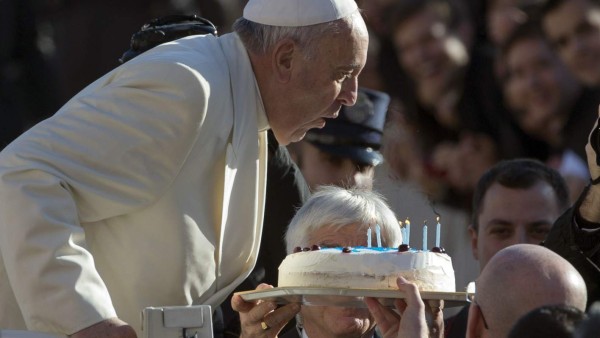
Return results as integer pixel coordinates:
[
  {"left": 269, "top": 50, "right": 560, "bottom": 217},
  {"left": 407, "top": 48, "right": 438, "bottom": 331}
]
[
  {"left": 435, "top": 216, "right": 441, "bottom": 247},
  {"left": 422, "top": 221, "right": 428, "bottom": 251},
  {"left": 399, "top": 221, "right": 405, "bottom": 244},
  {"left": 376, "top": 224, "right": 382, "bottom": 247},
  {"left": 405, "top": 218, "right": 411, "bottom": 246},
  {"left": 367, "top": 227, "right": 372, "bottom": 248}
]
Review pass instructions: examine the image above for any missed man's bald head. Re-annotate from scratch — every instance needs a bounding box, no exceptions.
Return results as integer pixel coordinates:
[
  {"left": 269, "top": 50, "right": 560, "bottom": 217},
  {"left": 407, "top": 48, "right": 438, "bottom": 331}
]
[{"left": 467, "top": 244, "right": 587, "bottom": 338}]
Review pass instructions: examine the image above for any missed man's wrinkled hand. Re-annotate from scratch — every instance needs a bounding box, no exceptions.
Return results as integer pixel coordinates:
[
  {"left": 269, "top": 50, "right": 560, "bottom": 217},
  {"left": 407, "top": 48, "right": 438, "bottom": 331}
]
[
  {"left": 232, "top": 283, "right": 300, "bottom": 338},
  {"left": 364, "top": 276, "right": 429, "bottom": 338}
]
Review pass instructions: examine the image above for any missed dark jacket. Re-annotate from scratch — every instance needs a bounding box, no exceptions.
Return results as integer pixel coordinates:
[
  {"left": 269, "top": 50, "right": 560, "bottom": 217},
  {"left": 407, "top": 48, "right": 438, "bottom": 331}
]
[
  {"left": 544, "top": 185, "right": 600, "bottom": 309},
  {"left": 444, "top": 304, "right": 470, "bottom": 338}
]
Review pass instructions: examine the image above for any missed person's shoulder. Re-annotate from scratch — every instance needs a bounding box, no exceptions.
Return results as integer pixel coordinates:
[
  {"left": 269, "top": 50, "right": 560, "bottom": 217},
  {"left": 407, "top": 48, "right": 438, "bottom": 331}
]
[
  {"left": 139, "top": 34, "right": 224, "bottom": 68},
  {"left": 113, "top": 36, "right": 231, "bottom": 94}
]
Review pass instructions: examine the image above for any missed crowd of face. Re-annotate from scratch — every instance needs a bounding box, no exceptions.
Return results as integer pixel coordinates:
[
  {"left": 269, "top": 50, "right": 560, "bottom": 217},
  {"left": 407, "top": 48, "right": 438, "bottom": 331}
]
[{"left": 365, "top": 0, "right": 600, "bottom": 212}]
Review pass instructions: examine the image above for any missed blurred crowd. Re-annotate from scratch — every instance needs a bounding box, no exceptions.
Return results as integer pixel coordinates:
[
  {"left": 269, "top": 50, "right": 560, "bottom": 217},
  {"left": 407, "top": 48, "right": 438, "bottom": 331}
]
[{"left": 370, "top": 0, "right": 599, "bottom": 211}]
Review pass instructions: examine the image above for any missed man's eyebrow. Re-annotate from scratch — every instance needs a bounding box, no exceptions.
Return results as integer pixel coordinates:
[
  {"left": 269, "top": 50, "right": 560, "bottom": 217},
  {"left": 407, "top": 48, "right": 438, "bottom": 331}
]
[
  {"left": 338, "top": 63, "right": 362, "bottom": 71},
  {"left": 486, "top": 219, "right": 512, "bottom": 226},
  {"left": 527, "top": 221, "right": 553, "bottom": 227}
]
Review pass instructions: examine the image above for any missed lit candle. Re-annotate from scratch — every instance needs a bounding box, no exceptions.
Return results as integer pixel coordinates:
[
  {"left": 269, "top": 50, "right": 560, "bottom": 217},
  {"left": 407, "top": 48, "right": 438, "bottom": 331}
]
[
  {"left": 422, "top": 220, "right": 428, "bottom": 251},
  {"left": 435, "top": 216, "right": 441, "bottom": 247},
  {"left": 376, "top": 224, "right": 382, "bottom": 247},
  {"left": 367, "top": 227, "right": 372, "bottom": 248},
  {"left": 405, "top": 218, "right": 411, "bottom": 246},
  {"left": 398, "top": 220, "right": 405, "bottom": 244}
]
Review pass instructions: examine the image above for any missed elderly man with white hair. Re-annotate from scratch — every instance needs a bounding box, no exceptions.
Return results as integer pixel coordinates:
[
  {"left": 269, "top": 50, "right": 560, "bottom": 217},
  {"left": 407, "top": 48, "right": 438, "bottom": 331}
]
[
  {"left": 280, "top": 186, "right": 401, "bottom": 338},
  {"left": 466, "top": 244, "right": 587, "bottom": 338},
  {"left": 0, "top": 0, "right": 369, "bottom": 336}
]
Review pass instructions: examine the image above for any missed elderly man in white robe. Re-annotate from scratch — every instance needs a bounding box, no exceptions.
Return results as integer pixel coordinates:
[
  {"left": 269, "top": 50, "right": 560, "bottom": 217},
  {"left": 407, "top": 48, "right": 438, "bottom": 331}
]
[{"left": 0, "top": 0, "right": 370, "bottom": 336}]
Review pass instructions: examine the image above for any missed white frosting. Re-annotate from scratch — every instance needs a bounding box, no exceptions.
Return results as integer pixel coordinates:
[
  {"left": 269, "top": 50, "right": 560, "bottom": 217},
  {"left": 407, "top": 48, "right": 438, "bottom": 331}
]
[{"left": 278, "top": 247, "right": 456, "bottom": 292}]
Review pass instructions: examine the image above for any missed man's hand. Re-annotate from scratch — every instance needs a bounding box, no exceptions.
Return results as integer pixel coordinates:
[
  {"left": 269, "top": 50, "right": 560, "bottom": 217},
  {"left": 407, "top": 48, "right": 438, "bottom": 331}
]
[
  {"left": 580, "top": 112, "right": 600, "bottom": 223},
  {"left": 364, "top": 276, "right": 429, "bottom": 338},
  {"left": 232, "top": 283, "right": 300, "bottom": 338},
  {"left": 70, "top": 317, "right": 136, "bottom": 338},
  {"left": 585, "top": 113, "right": 600, "bottom": 183},
  {"left": 425, "top": 299, "right": 444, "bottom": 338}
]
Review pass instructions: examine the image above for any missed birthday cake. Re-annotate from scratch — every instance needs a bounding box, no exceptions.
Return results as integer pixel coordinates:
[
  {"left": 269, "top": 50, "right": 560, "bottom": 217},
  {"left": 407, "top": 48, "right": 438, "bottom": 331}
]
[{"left": 278, "top": 246, "right": 456, "bottom": 292}]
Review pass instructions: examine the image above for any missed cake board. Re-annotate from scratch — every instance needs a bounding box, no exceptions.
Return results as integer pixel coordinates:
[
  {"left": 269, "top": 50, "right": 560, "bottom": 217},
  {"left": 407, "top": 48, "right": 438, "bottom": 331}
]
[{"left": 237, "top": 287, "right": 472, "bottom": 308}]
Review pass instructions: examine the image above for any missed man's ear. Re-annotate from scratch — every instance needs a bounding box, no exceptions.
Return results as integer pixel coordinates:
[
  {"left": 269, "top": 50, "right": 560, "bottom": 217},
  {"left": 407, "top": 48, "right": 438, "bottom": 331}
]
[
  {"left": 468, "top": 225, "right": 479, "bottom": 261},
  {"left": 466, "top": 303, "right": 484, "bottom": 338},
  {"left": 272, "top": 38, "right": 296, "bottom": 83}
]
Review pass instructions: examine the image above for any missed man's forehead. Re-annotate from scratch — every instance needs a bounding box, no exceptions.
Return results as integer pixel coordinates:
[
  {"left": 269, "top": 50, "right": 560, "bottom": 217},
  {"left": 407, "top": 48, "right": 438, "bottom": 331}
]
[
  {"left": 308, "top": 223, "right": 365, "bottom": 241},
  {"left": 479, "top": 216, "right": 554, "bottom": 228},
  {"left": 480, "top": 182, "right": 559, "bottom": 211},
  {"left": 478, "top": 205, "right": 559, "bottom": 229}
]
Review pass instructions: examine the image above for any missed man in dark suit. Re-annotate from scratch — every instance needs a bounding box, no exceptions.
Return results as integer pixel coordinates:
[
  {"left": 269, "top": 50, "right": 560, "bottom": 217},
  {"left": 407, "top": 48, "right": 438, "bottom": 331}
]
[{"left": 544, "top": 116, "right": 600, "bottom": 309}]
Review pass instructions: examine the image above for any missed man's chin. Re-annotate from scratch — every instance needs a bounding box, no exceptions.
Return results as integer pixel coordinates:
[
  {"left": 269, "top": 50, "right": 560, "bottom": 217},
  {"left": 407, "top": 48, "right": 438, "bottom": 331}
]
[
  {"left": 288, "top": 131, "right": 308, "bottom": 144},
  {"left": 284, "top": 122, "right": 325, "bottom": 144},
  {"left": 272, "top": 131, "right": 296, "bottom": 146},
  {"left": 331, "top": 316, "right": 372, "bottom": 334}
]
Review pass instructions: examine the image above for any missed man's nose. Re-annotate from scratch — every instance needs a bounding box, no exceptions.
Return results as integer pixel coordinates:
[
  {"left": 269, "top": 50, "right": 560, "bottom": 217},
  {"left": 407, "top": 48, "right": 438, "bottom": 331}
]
[
  {"left": 339, "top": 77, "right": 358, "bottom": 106},
  {"left": 516, "top": 228, "right": 530, "bottom": 244}
]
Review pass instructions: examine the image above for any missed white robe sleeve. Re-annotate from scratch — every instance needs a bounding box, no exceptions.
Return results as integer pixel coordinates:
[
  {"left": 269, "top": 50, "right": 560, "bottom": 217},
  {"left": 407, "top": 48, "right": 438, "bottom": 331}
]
[{"left": 0, "top": 59, "right": 210, "bottom": 334}]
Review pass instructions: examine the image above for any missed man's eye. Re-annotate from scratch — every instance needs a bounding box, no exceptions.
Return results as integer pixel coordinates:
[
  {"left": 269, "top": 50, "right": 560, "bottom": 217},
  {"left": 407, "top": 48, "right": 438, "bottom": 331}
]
[
  {"left": 490, "top": 227, "right": 511, "bottom": 236},
  {"left": 531, "top": 227, "right": 551, "bottom": 236},
  {"left": 337, "top": 72, "right": 352, "bottom": 82}
]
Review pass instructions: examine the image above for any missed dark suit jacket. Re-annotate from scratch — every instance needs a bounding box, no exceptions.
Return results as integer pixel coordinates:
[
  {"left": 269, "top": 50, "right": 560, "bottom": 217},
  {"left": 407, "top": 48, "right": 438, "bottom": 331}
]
[
  {"left": 444, "top": 304, "right": 470, "bottom": 338},
  {"left": 544, "top": 185, "right": 600, "bottom": 309}
]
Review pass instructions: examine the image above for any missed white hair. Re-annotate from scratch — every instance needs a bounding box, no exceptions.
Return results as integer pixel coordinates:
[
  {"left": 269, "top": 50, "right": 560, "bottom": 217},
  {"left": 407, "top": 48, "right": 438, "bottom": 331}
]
[
  {"left": 284, "top": 185, "right": 402, "bottom": 253},
  {"left": 233, "top": 10, "right": 363, "bottom": 59}
]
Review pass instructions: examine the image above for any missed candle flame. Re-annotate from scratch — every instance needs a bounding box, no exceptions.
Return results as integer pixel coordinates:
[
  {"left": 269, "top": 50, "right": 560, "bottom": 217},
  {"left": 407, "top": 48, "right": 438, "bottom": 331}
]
[{"left": 437, "top": 216, "right": 440, "bottom": 222}]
